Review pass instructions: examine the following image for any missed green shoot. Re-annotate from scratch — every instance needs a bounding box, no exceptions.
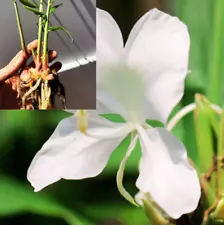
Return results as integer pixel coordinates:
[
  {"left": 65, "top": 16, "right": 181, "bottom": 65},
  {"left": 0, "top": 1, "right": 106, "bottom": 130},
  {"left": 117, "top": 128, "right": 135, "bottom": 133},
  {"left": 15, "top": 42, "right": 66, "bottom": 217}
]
[
  {"left": 13, "top": 0, "right": 27, "bottom": 55},
  {"left": 43, "top": 0, "right": 53, "bottom": 70},
  {"left": 37, "top": 0, "right": 43, "bottom": 65}
]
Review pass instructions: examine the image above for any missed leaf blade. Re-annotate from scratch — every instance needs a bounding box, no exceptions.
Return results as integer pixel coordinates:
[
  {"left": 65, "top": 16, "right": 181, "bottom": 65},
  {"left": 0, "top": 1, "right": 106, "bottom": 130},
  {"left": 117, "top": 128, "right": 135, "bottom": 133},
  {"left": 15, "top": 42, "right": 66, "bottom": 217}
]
[
  {"left": 19, "top": 0, "right": 37, "bottom": 8},
  {"left": 0, "top": 175, "right": 92, "bottom": 225},
  {"left": 49, "top": 26, "right": 74, "bottom": 42},
  {"left": 23, "top": 5, "right": 45, "bottom": 16},
  {"left": 50, "top": 3, "right": 63, "bottom": 14}
]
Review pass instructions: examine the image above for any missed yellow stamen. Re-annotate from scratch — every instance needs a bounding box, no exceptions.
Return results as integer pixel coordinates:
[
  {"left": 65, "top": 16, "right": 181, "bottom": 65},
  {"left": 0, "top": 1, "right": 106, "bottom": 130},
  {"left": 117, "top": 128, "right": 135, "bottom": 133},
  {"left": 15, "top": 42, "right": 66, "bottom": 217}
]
[{"left": 75, "top": 110, "right": 88, "bottom": 133}]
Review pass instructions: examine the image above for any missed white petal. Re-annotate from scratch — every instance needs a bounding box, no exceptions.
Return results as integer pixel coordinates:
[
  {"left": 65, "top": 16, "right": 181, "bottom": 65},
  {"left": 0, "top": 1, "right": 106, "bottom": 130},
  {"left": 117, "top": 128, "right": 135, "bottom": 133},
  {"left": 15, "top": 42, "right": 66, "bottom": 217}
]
[
  {"left": 97, "top": 8, "right": 123, "bottom": 66},
  {"left": 126, "top": 9, "right": 190, "bottom": 123},
  {"left": 96, "top": 8, "right": 127, "bottom": 116},
  {"left": 96, "top": 88, "right": 128, "bottom": 118},
  {"left": 27, "top": 114, "right": 129, "bottom": 191},
  {"left": 136, "top": 127, "right": 201, "bottom": 219}
]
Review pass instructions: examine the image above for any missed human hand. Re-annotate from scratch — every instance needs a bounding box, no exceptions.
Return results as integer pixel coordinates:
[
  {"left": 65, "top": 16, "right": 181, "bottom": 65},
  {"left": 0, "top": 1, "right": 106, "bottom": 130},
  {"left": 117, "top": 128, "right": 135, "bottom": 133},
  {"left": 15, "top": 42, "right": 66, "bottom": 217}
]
[{"left": 0, "top": 40, "right": 62, "bottom": 109}]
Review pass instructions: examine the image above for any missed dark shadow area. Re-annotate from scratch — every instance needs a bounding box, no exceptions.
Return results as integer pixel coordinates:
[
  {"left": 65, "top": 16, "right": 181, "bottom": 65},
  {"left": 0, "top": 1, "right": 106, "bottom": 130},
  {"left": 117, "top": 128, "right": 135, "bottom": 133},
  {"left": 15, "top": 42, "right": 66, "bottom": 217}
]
[{"left": 55, "top": 62, "right": 96, "bottom": 109}]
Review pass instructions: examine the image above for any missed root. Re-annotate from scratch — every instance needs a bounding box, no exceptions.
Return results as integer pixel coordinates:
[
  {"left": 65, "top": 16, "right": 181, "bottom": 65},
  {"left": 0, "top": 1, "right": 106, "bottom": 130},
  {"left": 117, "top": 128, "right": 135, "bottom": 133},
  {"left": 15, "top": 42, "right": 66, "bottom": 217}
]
[
  {"left": 49, "top": 74, "right": 67, "bottom": 109},
  {"left": 22, "top": 78, "right": 41, "bottom": 108},
  {"left": 19, "top": 65, "right": 66, "bottom": 110},
  {"left": 39, "top": 80, "right": 51, "bottom": 110},
  {"left": 58, "top": 93, "right": 67, "bottom": 109}
]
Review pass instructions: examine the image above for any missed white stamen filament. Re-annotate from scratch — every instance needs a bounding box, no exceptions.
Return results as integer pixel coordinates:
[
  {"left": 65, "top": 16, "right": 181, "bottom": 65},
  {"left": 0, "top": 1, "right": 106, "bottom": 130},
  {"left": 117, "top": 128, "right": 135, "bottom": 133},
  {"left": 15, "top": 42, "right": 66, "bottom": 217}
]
[
  {"left": 166, "top": 103, "right": 223, "bottom": 131},
  {"left": 116, "top": 132, "right": 139, "bottom": 206}
]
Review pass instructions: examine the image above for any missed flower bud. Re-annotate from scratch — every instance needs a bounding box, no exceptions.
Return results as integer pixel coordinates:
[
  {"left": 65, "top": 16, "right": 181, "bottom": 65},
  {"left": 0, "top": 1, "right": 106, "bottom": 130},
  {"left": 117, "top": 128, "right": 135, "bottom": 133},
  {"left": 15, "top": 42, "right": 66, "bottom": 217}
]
[{"left": 135, "top": 192, "right": 173, "bottom": 225}]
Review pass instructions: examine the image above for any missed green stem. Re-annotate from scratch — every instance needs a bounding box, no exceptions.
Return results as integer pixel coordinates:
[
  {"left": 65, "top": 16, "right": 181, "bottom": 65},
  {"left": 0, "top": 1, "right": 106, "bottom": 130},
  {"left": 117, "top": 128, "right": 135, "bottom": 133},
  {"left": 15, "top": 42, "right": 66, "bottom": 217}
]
[
  {"left": 207, "top": 0, "right": 224, "bottom": 104},
  {"left": 37, "top": 0, "right": 43, "bottom": 61},
  {"left": 43, "top": 0, "right": 52, "bottom": 70},
  {"left": 143, "top": 199, "right": 174, "bottom": 225},
  {"left": 13, "top": 0, "right": 27, "bottom": 55},
  {"left": 217, "top": 111, "right": 224, "bottom": 194},
  {"left": 194, "top": 94, "right": 217, "bottom": 204},
  {"left": 194, "top": 95, "right": 215, "bottom": 174}
]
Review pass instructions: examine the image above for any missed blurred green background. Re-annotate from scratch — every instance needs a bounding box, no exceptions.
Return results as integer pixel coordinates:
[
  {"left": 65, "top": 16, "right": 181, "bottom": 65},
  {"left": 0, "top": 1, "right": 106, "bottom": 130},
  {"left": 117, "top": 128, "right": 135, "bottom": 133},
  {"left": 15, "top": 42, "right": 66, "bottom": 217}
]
[{"left": 0, "top": 0, "right": 223, "bottom": 224}]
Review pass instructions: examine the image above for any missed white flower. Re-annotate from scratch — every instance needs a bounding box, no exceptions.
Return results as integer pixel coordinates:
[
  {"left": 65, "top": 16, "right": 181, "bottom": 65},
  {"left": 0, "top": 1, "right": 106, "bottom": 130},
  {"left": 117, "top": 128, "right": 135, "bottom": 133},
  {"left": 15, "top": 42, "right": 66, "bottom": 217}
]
[{"left": 27, "top": 8, "right": 201, "bottom": 219}]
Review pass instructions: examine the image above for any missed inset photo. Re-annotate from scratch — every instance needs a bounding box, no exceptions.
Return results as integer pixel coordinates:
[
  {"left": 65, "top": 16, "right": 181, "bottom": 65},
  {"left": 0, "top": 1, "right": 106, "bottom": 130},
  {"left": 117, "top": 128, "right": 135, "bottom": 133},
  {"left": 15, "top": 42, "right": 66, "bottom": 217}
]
[{"left": 0, "top": 0, "right": 96, "bottom": 110}]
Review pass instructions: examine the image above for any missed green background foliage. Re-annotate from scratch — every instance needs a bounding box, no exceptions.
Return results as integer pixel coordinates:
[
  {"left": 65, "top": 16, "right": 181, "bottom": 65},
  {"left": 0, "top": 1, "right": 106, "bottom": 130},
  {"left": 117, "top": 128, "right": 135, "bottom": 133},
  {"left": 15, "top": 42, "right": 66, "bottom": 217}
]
[{"left": 0, "top": 0, "right": 223, "bottom": 224}]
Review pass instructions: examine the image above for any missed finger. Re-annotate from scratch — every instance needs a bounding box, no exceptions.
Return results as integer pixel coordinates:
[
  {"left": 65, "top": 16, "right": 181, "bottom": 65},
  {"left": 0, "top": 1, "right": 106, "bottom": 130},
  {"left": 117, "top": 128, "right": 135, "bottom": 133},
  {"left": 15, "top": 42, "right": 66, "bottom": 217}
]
[
  {"left": 46, "top": 62, "right": 62, "bottom": 80},
  {"left": 48, "top": 50, "right": 58, "bottom": 63},
  {"left": 0, "top": 40, "right": 38, "bottom": 83},
  {"left": 0, "top": 51, "right": 26, "bottom": 82},
  {"left": 26, "top": 40, "right": 38, "bottom": 57},
  {"left": 27, "top": 50, "right": 58, "bottom": 68}
]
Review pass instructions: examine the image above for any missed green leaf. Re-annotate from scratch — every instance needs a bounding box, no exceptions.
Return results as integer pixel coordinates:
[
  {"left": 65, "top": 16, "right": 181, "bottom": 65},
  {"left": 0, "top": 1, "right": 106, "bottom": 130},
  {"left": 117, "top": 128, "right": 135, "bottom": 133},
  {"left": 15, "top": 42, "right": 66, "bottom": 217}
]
[
  {"left": 50, "top": 3, "right": 63, "bottom": 14},
  {"left": 174, "top": 0, "right": 214, "bottom": 165},
  {"left": 19, "top": 0, "right": 37, "bottom": 8},
  {"left": 0, "top": 175, "right": 92, "bottom": 225},
  {"left": 83, "top": 203, "right": 148, "bottom": 225},
  {"left": 49, "top": 26, "right": 74, "bottom": 42},
  {"left": 23, "top": 5, "right": 45, "bottom": 16},
  {"left": 208, "top": 198, "right": 224, "bottom": 225},
  {"left": 212, "top": 198, "right": 224, "bottom": 220},
  {"left": 175, "top": 0, "right": 214, "bottom": 92}
]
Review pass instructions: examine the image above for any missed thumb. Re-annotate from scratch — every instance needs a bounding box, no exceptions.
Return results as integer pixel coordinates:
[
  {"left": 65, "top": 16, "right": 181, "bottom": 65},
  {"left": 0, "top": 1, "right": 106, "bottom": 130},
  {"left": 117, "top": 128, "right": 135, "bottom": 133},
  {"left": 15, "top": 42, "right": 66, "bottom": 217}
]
[{"left": 0, "top": 51, "right": 27, "bottom": 83}]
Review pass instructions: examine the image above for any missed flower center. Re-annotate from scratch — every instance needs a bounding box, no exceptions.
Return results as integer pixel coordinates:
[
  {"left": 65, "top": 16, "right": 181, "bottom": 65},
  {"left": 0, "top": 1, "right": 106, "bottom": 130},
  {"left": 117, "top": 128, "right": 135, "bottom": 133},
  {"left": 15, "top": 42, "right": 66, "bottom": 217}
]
[{"left": 101, "top": 64, "right": 147, "bottom": 124}]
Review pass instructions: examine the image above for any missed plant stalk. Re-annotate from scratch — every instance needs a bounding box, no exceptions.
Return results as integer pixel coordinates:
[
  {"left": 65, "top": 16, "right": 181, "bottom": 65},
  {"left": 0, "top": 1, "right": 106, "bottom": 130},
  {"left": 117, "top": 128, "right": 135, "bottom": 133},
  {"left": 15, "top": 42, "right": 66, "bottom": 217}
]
[
  {"left": 13, "top": 0, "right": 27, "bottom": 55},
  {"left": 143, "top": 199, "right": 174, "bottom": 225},
  {"left": 217, "top": 111, "right": 224, "bottom": 195},
  {"left": 42, "top": 0, "right": 52, "bottom": 70},
  {"left": 194, "top": 94, "right": 216, "bottom": 203},
  {"left": 37, "top": 0, "right": 44, "bottom": 63},
  {"left": 207, "top": 0, "right": 224, "bottom": 104}
]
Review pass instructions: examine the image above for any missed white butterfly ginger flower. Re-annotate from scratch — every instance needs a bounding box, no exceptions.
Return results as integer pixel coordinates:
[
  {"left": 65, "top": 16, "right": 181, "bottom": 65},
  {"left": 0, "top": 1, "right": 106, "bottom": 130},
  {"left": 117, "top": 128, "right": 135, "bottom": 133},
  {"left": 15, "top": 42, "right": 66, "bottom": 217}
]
[{"left": 27, "top": 8, "right": 201, "bottom": 219}]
